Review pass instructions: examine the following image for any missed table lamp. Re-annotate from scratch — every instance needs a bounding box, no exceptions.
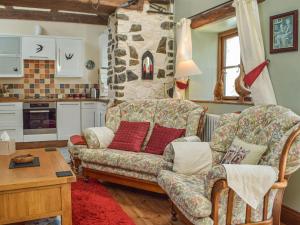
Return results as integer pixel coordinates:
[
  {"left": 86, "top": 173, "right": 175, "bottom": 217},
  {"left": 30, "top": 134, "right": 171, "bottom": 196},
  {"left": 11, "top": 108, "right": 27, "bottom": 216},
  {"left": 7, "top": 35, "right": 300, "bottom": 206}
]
[{"left": 175, "top": 59, "right": 202, "bottom": 99}]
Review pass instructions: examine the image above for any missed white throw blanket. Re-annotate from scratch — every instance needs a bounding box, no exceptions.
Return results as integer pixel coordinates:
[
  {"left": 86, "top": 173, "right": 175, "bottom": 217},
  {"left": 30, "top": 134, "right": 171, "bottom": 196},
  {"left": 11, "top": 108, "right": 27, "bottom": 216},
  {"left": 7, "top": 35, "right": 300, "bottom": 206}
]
[
  {"left": 172, "top": 142, "right": 212, "bottom": 175},
  {"left": 223, "top": 164, "right": 277, "bottom": 209}
]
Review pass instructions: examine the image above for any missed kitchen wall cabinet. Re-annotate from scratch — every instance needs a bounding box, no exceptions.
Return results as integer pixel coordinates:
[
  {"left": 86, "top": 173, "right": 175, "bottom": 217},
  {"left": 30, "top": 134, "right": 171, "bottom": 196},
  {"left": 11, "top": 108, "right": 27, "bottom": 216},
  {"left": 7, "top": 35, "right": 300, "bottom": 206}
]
[
  {"left": 56, "top": 38, "right": 84, "bottom": 77},
  {"left": 0, "top": 36, "right": 23, "bottom": 77},
  {"left": 0, "top": 102, "right": 23, "bottom": 142},
  {"left": 57, "top": 102, "right": 81, "bottom": 140},
  {"left": 22, "top": 36, "right": 56, "bottom": 60}
]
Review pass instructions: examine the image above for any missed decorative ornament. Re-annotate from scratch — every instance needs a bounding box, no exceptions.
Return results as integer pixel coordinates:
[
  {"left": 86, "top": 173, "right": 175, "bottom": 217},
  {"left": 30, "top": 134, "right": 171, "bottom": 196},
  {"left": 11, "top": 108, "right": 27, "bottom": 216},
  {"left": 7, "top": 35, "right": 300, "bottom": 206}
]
[{"left": 85, "top": 60, "right": 96, "bottom": 70}]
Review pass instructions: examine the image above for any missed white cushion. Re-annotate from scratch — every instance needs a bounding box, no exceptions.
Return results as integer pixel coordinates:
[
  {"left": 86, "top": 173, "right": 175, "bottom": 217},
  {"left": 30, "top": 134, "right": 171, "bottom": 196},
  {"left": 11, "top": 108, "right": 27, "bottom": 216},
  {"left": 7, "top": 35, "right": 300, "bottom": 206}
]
[
  {"left": 85, "top": 127, "right": 115, "bottom": 148},
  {"left": 172, "top": 142, "right": 212, "bottom": 175},
  {"left": 221, "top": 137, "right": 268, "bottom": 165}
]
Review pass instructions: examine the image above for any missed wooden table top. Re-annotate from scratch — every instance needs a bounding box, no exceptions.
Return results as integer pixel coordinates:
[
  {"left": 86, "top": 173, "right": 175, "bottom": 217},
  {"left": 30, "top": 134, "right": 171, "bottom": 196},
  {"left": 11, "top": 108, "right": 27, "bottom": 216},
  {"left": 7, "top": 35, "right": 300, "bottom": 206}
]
[{"left": 0, "top": 149, "right": 76, "bottom": 192}]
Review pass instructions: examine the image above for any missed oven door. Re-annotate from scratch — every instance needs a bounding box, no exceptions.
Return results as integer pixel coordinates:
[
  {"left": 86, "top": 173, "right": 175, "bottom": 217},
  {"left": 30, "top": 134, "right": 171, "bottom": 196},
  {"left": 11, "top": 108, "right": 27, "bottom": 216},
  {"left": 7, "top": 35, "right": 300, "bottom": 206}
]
[{"left": 23, "top": 108, "right": 57, "bottom": 135}]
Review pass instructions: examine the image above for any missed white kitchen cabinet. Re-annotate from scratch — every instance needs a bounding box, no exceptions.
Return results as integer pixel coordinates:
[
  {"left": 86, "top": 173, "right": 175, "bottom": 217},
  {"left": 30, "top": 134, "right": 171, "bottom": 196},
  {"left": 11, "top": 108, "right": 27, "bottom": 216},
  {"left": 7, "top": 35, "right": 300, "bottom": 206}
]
[
  {"left": 0, "top": 102, "right": 23, "bottom": 142},
  {"left": 0, "top": 36, "right": 23, "bottom": 77},
  {"left": 81, "top": 102, "right": 98, "bottom": 131},
  {"left": 57, "top": 102, "right": 81, "bottom": 140},
  {"left": 22, "top": 36, "right": 56, "bottom": 60},
  {"left": 96, "top": 102, "right": 107, "bottom": 127},
  {"left": 56, "top": 38, "right": 84, "bottom": 77}
]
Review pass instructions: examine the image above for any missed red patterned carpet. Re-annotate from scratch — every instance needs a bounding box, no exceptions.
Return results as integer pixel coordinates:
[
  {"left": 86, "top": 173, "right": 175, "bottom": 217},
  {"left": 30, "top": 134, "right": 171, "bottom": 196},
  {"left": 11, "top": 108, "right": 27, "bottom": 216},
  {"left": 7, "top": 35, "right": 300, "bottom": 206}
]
[{"left": 72, "top": 179, "right": 136, "bottom": 225}]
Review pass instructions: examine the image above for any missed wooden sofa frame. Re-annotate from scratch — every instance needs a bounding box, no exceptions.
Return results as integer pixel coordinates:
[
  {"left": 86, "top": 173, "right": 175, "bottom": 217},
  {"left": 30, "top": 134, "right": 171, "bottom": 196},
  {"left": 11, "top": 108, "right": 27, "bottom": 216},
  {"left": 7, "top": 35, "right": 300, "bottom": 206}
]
[
  {"left": 78, "top": 104, "right": 208, "bottom": 194},
  {"left": 170, "top": 126, "right": 300, "bottom": 225}
]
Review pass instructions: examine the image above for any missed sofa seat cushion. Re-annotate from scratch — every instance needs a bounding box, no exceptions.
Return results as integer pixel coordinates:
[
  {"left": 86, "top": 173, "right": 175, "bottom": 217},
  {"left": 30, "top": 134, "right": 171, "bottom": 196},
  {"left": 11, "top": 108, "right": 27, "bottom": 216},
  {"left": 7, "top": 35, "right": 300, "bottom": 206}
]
[
  {"left": 80, "top": 148, "right": 172, "bottom": 176},
  {"left": 158, "top": 170, "right": 212, "bottom": 218}
]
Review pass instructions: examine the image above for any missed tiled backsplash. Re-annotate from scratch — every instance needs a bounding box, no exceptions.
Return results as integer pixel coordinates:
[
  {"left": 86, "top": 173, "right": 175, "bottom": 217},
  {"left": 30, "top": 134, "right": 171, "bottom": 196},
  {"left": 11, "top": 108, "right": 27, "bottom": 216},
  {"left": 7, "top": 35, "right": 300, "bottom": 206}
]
[{"left": 2, "top": 60, "right": 98, "bottom": 98}]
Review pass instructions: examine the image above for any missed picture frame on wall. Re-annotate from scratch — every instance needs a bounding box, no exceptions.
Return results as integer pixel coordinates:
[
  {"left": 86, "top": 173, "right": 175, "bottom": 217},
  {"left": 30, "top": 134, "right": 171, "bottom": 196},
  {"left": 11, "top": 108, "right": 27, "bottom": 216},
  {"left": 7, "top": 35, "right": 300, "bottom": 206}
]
[{"left": 270, "top": 10, "right": 298, "bottom": 54}]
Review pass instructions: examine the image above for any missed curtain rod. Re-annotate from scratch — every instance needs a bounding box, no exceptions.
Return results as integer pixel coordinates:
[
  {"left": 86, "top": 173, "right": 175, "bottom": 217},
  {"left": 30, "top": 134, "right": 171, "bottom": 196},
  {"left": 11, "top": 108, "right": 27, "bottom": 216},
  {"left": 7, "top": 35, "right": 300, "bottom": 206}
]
[{"left": 188, "top": 0, "right": 233, "bottom": 20}]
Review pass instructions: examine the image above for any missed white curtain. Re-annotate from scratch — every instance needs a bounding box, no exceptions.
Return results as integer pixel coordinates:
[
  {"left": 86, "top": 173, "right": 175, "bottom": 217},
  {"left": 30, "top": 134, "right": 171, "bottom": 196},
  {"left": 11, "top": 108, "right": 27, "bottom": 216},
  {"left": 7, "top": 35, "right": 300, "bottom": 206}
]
[
  {"left": 174, "top": 18, "right": 192, "bottom": 99},
  {"left": 233, "top": 0, "right": 277, "bottom": 105},
  {"left": 176, "top": 18, "right": 193, "bottom": 62}
]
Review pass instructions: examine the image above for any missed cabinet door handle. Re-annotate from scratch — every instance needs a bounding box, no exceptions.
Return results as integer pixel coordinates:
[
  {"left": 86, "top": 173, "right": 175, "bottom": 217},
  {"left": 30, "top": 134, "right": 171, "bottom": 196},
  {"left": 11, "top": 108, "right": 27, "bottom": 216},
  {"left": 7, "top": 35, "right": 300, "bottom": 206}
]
[
  {"left": 0, "top": 104, "right": 16, "bottom": 107},
  {"left": 60, "top": 103, "right": 79, "bottom": 106},
  {"left": 30, "top": 56, "right": 48, "bottom": 59},
  {"left": 29, "top": 110, "right": 49, "bottom": 113},
  {"left": 0, "top": 112, "right": 16, "bottom": 115}
]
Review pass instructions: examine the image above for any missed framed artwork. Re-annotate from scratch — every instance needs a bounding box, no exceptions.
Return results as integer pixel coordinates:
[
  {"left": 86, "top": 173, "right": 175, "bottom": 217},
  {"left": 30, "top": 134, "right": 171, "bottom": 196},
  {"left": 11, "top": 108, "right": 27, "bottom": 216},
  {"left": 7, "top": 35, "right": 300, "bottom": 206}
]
[{"left": 270, "top": 10, "right": 298, "bottom": 54}]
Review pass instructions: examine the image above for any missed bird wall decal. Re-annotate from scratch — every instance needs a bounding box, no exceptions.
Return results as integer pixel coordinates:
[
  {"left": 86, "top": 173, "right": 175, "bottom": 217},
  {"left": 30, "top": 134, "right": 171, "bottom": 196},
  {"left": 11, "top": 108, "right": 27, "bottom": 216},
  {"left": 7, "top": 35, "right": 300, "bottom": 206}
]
[
  {"left": 65, "top": 53, "right": 74, "bottom": 60},
  {"left": 36, "top": 44, "right": 43, "bottom": 53}
]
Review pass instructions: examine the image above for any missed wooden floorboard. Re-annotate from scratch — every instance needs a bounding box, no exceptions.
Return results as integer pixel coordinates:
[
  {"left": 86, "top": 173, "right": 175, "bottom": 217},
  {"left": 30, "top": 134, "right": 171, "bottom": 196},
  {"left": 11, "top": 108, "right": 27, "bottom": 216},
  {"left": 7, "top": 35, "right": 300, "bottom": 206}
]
[{"left": 103, "top": 182, "right": 184, "bottom": 225}]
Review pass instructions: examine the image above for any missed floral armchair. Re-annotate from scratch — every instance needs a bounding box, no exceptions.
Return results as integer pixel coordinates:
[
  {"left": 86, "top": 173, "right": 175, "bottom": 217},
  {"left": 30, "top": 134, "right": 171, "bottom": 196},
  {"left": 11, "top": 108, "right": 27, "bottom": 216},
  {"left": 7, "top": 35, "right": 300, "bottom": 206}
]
[{"left": 158, "top": 105, "right": 300, "bottom": 225}]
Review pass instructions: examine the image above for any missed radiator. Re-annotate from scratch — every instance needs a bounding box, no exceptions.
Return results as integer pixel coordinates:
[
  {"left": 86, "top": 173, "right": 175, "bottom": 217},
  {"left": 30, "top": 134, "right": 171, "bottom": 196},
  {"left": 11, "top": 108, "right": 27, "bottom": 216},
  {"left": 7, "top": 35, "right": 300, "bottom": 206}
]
[{"left": 201, "top": 113, "right": 220, "bottom": 142}]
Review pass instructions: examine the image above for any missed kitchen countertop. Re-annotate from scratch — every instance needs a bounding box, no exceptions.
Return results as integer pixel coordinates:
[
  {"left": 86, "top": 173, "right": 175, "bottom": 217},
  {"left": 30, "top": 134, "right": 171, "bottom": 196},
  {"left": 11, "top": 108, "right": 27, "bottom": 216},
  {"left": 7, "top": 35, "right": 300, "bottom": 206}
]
[{"left": 0, "top": 97, "right": 110, "bottom": 103}]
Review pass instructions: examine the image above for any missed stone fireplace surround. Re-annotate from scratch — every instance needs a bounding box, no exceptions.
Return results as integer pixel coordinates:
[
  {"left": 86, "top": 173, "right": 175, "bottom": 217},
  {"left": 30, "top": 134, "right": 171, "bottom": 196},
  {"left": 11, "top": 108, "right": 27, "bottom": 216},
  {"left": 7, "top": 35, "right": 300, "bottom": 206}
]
[{"left": 107, "top": 2, "right": 175, "bottom": 100}]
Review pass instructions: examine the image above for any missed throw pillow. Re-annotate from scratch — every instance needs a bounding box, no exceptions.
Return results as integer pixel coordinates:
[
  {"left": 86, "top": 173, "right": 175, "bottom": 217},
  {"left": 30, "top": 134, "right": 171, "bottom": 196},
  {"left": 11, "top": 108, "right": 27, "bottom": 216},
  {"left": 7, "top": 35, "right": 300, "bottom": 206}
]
[
  {"left": 145, "top": 124, "right": 186, "bottom": 155},
  {"left": 221, "top": 137, "right": 268, "bottom": 165},
  {"left": 70, "top": 135, "right": 87, "bottom": 146},
  {"left": 172, "top": 142, "right": 212, "bottom": 175},
  {"left": 108, "top": 121, "right": 150, "bottom": 152}
]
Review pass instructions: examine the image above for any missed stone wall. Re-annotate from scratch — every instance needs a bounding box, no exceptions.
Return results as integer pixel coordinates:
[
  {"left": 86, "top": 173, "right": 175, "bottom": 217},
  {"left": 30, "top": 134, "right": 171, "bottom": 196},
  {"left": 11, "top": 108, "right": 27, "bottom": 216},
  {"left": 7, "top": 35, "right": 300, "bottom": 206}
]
[{"left": 107, "top": 3, "right": 175, "bottom": 100}]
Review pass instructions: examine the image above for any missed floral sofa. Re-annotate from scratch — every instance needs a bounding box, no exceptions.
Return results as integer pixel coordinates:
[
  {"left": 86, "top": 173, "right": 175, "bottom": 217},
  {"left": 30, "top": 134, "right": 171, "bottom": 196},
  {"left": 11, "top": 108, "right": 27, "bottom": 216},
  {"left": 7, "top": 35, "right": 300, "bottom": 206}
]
[
  {"left": 157, "top": 105, "right": 300, "bottom": 225},
  {"left": 69, "top": 99, "right": 206, "bottom": 192}
]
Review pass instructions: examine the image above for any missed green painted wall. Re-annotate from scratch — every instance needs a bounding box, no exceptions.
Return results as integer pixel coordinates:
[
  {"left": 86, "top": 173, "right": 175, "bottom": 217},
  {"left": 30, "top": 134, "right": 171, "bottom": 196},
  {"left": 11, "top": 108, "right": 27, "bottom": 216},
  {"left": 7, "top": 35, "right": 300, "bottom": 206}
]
[
  {"left": 175, "top": 0, "right": 300, "bottom": 213},
  {"left": 188, "top": 31, "right": 218, "bottom": 100}
]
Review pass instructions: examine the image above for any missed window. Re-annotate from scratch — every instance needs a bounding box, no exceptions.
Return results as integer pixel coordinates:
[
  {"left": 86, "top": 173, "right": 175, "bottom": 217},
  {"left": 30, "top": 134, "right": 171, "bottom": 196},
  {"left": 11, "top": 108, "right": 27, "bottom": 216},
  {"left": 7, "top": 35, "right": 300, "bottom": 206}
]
[{"left": 218, "top": 29, "right": 241, "bottom": 99}]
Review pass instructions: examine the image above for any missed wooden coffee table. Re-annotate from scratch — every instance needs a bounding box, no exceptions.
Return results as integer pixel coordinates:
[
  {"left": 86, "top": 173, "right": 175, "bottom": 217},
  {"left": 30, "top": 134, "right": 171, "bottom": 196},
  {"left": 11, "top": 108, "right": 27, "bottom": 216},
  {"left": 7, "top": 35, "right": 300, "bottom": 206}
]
[{"left": 0, "top": 149, "right": 76, "bottom": 225}]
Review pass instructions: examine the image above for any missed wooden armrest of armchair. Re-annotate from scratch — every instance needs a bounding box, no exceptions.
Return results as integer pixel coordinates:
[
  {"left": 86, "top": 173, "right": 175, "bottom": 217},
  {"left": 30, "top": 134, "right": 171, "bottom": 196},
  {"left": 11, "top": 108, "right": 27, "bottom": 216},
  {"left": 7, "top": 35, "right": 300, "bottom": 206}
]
[{"left": 210, "top": 126, "right": 300, "bottom": 225}]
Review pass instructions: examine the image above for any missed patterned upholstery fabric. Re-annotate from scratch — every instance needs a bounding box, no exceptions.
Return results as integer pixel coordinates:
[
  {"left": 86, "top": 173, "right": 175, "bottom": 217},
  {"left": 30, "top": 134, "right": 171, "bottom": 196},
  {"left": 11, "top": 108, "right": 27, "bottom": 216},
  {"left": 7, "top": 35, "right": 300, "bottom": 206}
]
[
  {"left": 158, "top": 170, "right": 212, "bottom": 218},
  {"left": 80, "top": 148, "right": 172, "bottom": 176},
  {"left": 81, "top": 161, "right": 157, "bottom": 182},
  {"left": 158, "top": 105, "right": 300, "bottom": 225},
  {"left": 106, "top": 99, "right": 204, "bottom": 144}
]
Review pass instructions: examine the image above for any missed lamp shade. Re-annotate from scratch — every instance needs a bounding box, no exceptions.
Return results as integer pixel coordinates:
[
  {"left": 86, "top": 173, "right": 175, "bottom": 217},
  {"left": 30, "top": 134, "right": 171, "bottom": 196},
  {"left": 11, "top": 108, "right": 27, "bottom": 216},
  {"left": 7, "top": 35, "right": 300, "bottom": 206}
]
[{"left": 175, "top": 59, "right": 202, "bottom": 79}]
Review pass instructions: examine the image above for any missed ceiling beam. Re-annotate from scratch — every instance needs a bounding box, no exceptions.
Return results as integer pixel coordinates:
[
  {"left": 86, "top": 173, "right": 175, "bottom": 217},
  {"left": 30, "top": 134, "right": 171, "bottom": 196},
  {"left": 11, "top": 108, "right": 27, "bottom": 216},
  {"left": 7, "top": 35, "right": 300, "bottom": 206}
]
[
  {"left": 0, "top": 0, "right": 128, "bottom": 15},
  {"left": 190, "top": 0, "right": 265, "bottom": 29},
  {"left": 0, "top": 7, "right": 108, "bottom": 25},
  {"left": 148, "top": 0, "right": 173, "bottom": 4}
]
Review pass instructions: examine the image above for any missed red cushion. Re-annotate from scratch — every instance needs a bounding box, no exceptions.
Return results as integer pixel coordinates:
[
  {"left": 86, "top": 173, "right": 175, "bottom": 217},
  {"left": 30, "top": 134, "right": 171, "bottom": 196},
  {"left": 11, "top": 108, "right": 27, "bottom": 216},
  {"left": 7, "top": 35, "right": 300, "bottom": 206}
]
[
  {"left": 145, "top": 124, "right": 186, "bottom": 155},
  {"left": 70, "top": 135, "right": 87, "bottom": 145},
  {"left": 108, "top": 121, "right": 150, "bottom": 152}
]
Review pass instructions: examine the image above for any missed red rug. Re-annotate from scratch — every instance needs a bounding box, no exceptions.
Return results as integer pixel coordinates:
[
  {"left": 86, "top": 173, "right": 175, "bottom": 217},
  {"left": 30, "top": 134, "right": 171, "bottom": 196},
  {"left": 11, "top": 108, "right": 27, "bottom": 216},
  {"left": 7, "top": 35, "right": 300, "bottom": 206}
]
[{"left": 72, "top": 179, "right": 136, "bottom": 225}]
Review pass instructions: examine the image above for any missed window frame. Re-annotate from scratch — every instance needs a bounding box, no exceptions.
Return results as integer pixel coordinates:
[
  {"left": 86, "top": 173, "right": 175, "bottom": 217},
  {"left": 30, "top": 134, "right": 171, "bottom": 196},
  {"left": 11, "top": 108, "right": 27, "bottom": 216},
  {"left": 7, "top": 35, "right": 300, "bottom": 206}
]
[{"left": 217, "top": 28, "right": 241, "bottom": 101}]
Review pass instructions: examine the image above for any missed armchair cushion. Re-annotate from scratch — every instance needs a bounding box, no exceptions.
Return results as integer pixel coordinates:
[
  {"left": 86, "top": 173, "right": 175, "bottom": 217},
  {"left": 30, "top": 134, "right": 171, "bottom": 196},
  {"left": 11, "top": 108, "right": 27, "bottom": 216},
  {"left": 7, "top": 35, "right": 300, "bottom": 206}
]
[
  {"left": 158, "top": 170, "right": 212, "bottom": 218},
  {"left": 221, "top": 137, "right": 267, "bottom": 164}
]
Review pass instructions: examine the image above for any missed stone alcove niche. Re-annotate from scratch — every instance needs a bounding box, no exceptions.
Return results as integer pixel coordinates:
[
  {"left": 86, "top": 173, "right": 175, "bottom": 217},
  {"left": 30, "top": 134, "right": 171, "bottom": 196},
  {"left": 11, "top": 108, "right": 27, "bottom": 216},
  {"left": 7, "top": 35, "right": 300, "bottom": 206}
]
[{"left": 142, "top": 51, "right": 154, "bottom": 80}]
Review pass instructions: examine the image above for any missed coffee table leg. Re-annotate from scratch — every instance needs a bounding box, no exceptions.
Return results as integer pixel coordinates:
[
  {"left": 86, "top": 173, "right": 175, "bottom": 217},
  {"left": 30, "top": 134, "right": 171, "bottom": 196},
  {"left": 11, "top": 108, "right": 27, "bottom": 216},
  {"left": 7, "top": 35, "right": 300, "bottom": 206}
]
[{"left": 61, "top": 184, "right": 72, "bottom": 225}]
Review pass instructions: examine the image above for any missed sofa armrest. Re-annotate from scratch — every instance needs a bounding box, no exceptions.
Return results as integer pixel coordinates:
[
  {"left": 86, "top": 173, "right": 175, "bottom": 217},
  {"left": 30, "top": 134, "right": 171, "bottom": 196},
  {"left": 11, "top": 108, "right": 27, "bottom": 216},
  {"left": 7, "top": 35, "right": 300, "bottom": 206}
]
[
  {"left": 83, "top": 127, "right": 114, "bottom": 149},
  {"left": 163, "top": 136, "right": 201, "bottom": 163}
]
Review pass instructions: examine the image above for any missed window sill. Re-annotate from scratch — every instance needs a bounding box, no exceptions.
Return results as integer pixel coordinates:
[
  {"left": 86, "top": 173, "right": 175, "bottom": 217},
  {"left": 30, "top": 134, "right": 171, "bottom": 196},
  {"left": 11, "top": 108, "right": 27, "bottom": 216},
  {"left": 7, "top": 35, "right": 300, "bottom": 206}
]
[{"left": 191, "top": 99, "right": 254, "bottom": 106}]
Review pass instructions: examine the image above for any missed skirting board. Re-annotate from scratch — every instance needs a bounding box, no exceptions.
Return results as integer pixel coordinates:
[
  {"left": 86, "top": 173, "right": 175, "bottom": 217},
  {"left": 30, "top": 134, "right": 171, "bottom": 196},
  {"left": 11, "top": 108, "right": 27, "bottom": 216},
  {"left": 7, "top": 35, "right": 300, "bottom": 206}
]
[{"left": 281, "top": 205, "right": 300, "bottom": 225}]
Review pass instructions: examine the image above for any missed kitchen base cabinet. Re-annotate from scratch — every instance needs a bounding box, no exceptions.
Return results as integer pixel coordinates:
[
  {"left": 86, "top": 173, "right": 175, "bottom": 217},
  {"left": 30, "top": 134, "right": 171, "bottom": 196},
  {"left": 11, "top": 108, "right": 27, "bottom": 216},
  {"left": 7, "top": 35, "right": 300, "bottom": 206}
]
[
  {"left": 0, "top": 102, "right": 23, "bottom": 142},
  {"left": 57, "top": 102, "right": 81, "bottom": 140}
]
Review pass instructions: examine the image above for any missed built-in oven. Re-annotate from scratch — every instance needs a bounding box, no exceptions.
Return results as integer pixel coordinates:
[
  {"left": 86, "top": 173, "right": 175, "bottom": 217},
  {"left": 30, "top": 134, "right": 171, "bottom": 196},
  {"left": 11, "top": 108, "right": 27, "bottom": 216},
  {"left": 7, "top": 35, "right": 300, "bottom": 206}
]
[{"left": 23, "top": 102, "right": 57, "bottom": 135}]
